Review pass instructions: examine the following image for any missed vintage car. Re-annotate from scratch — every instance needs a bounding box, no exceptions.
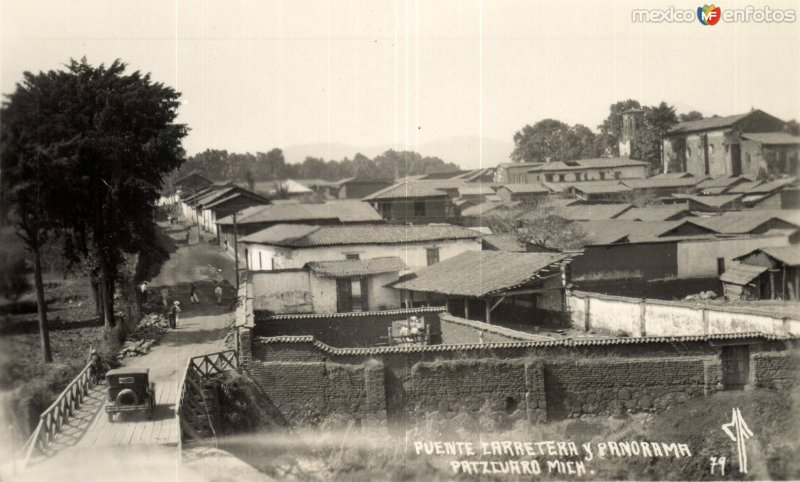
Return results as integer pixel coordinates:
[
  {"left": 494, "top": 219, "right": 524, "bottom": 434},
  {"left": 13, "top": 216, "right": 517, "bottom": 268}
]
[{"left": 105, "top": 367, "right": 155, "bottom": 422}]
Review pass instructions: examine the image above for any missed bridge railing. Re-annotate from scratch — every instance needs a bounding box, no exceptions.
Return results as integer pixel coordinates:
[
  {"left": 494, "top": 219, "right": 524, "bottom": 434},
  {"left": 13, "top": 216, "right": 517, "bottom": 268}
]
[
  {"left": 176, "top": 350, "right": 238, "bottom": 446},
  {"left": 18, "top": 359, "right": 95, "bottom": 470}
]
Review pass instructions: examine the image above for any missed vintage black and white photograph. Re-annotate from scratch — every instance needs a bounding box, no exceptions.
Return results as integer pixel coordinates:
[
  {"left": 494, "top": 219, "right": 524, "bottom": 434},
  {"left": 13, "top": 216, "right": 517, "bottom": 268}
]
[{"left": 1, "top": 1, "right": 799, "bottom": 480}]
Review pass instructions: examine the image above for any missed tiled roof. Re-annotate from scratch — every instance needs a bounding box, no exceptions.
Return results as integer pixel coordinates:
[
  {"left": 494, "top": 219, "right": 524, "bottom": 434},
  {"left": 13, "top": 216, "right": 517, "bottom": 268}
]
[
  {"left": 306, "top": 257, "right": 407, "bottom": 278},
  {"left": 675, "top": 194, "right": 742, "bottom": 208},
  {"left": 203, "top": 190, "right": 270, "bottom": 210},
  {"left": 741, "top": 132, "right": 800, "bottom": 145},
  {"left": 458, "top": 185, "right": 497, "bottom": 196},
  {"left": 553, "top": 203, "right": 631, "bottom": 221},
  {"left": 526, "top": 157, "right": 648, "bottom": 172},
  {"left": 498, "top": 183, "right": 549, "bottom": 194},
  {"left": 687, "top": 212, "right": 798, "bottom": 234},
  {"left": 572, "top": 183, "right": 632, "bottom": 194},
  {"left": 174, "top": 171, "right": 213, "bottom": 187},
  {"left": 241, "top": 223, "right": 481, "bottom": 247},
  {"left": 760, "top": 246, "right": 800, "bottom": 266},
  {"left": 720, "top": 264, "right": 768, "bottom": 285},
  {"left": 254, "top": 305, "right": 445, "bottom": 321},
  {"left": 481, "top": 233, "right": 527, "bottom": 252},
  {"left": 363, "top": 180, "right": 465, "bottom": 200},
  {"left": 615, "top": 206, "right": 691, "bottom": 222},
  {"left": 667, "top": 112, "right": 752, "bottom": 135},
  {"left": 217, "top": 201, "right": 383, "bottom": 225},
  {"left": 460, "top": 201, "right": 518, "bottom": 217},
  {"left": 696, "top": 176, "right": 753, "bottom": 190},
  {"left": 726, "top": 181, "right": 764, "bottom": 194},
  {"left": 578, "top": 219, "right": 690, "bottom": 245},
  {"left": 255, "top": 331, "right": 794, "bottom": 355},
  {"left": 621, "top": 178, "right": 701, "bottom": 189},
  {"left": 390, "top": 250, "right": 568, "bottom": 297},
  {"left": 651, "top": 172, "right": 700, "bottom": 180}
]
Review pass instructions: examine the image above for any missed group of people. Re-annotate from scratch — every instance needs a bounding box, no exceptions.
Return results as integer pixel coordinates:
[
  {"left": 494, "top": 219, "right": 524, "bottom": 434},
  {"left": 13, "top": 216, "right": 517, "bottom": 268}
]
[
  {"left": 137, "top": 280, "right": 226, "bottom": 329},
  {"left": 397, "top": 316, "right": 426, "bottom": 344}
]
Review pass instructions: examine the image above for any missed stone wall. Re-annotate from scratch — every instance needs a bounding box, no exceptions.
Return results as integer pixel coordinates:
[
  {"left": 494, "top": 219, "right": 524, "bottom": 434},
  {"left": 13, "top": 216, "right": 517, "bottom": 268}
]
[{"left": 752, "top": 351, "right": 800, "bottom": 390}]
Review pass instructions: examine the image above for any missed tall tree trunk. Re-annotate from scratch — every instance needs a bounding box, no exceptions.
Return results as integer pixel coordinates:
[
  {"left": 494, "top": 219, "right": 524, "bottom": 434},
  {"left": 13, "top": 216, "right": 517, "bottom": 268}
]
[
  {"left": 99, "top": 271, "right": 111, "bottom": 329},
  {"left": 90, "top": 274, "right": 101, "bottom": 317},
  {"left": 31, "top": 242, "right": 53, "bottom": 363}
]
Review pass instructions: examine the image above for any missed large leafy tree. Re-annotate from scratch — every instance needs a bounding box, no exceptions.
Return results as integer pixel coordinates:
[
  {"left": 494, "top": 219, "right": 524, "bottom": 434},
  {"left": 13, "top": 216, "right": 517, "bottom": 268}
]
[
  {"left": 2, "top": 58, "right": 187, "bottom": 337},
  {"left": 511, "top": 119, "right": 600, "bottom": 163},
  {"left": 632, "top": 102, "right": 679, "bottom": 168},
  {"left": 484, "top": 199, "right": 588, "bottom": 251}
]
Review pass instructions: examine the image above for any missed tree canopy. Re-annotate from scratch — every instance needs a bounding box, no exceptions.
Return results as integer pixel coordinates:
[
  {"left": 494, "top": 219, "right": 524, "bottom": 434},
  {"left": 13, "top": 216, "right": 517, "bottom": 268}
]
[
  {"left": 1, "top": 58, "right": 187, "bottom": 352},
  {"left": 511, "top": 119, "right": 602, "bottom": 163},
  {"left": 172, "top": 148, "right": 460, "bottom": 183}
]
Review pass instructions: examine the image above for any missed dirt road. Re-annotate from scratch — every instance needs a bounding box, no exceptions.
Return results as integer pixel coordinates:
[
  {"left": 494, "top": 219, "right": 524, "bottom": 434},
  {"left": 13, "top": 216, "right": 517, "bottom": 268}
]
[{"left": 10, "top": 224, "right": 251, "bottom": 480}]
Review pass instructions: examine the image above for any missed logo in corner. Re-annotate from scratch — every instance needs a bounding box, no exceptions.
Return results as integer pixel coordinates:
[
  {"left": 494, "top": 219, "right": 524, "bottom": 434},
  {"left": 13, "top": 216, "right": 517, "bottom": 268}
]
[{"left": 698, "top": 4, "right": 722, "bottom": 25}]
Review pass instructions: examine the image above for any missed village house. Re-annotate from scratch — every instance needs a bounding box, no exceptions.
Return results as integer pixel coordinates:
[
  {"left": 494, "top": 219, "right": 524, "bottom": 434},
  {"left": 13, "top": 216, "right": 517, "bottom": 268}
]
[
  {"left": 524, "top": 157, "right": 650, "bottom": 184},
  {"left": 173, "top": 171, "right": 213, "bottom": 196},
  {"left": 215, "top": 201, "right": 383, "bottom": 252},
  {"left": 390, "top": 250, "right": 571, "bottom": 326},
  {"left": 662, "top": 109, "right": 800, "bottom": 178},
  {"left": 362, "top": 180, "right": 465, "bottom": 224},
  {"left": 494, "top": 183, "right": 550, "bottom": 203},
  {"left": 250, "top": 256, "right": 408, "bottom": 314},
  {"left": 494, "top": 162, "right": 543, "bottom": 183},
  {"left": 197, "top": 188, "right": 271, "bottom": 237},
  {"left": 240, "top": 223, "right": 482, "bottom": 272},
  {"left": 723, "top": 246, "right": 800, "bottom": 301},
  {"left": 334, "top": 176, "right": 395, "bottom": 199}
]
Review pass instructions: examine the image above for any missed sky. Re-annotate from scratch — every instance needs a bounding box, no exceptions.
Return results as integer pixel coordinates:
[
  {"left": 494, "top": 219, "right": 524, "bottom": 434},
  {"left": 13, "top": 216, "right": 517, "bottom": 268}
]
[{"left": 2, "top": 0, "right": 799, "bottom": 165}]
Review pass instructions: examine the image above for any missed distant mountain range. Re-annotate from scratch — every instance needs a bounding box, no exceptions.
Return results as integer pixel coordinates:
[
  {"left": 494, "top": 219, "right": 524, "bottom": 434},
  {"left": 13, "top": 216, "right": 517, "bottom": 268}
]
[{"left": 282, "top": 136, "right": 513, "bottom": 171}]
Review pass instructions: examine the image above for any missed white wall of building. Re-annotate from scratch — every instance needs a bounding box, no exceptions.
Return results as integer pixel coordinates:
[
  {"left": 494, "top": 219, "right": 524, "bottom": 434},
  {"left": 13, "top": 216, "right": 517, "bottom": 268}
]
[{"left": 245, "top": 238, "right": 482, "bottom": 272}]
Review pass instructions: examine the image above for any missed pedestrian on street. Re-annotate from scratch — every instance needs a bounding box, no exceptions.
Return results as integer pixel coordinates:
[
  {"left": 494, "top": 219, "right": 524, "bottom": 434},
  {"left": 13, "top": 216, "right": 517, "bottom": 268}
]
[
  {"left": 186, "top": 230, "right": 191, "bottom": 244},
  {"left": 139, "top": 281, "right": 148, "bottom": 303},
  {"left": 161, "top": 287, "right": 169, "bottom": 307},
  {"left": 214, "top": 284, "right": 223, "bottom": 305},
  {"left": 168, "top": 301, "right": 181, "bottom": 329},
  {"left": 190, "top": 283, "right": 200, "bottom": 304}
]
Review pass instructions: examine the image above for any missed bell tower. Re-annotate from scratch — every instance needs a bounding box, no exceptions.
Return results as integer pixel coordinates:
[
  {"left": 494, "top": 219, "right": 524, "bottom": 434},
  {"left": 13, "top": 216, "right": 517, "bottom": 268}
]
[{"left": 619, "top": 108, "right": 644, "bottom": 158}]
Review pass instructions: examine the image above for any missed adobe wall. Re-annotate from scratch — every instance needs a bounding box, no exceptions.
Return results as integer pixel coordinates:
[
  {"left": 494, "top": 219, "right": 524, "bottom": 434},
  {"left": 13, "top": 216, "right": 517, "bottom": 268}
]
[{"left": 240, "top": 326, "right": 800, "bottom": 431}]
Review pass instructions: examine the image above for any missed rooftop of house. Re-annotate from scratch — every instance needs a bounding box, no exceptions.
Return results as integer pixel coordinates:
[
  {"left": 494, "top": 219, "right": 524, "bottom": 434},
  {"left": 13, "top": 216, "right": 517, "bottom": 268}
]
[
  {"left": 577, "top": 219, "right": 688, "bottom": 245},
  {"left": 173, "top": 171, "right": 213, "bottom": 187},
  {"left": 687, "top": 212, "right": 798, "bottom": 234},
  {"left": 390, "top": 250, "right": 568, "bottom": 297},
  {"left": 460, "top": 200, "right": 518, "bottom": 218},
  {"left": 481, "top": 233, "right": 527, "bottom": 252},
  {"left": 240, "top": 223, "right": 482, "bottom": 247},
  {"left": 667, "top": 111, "right": 756, "bottom": 135},
  {"left": 673, "top": 193, "right": 743, "bottom": 208},
  {"left": 738, "top": 246, "right": 800, "bottom": 267},
  {"left": 362, "top": 179, "right": 467, "bottom": 201},
  {"left": 553, "top": 203, "right": 632, "bottom": 220},
  {"left": 217, "top": 200, "right": 383, "bottom": 225},
  {"left": 526, "top": 157, "right": 649, "bottom": 172},
  {"left": 614, "top": 205, "right": 692, "bottom": 222},
  {"left": 306, "top": 256, "right": 408, "bottom": 278},
  {"left": 496, "top": 161, "right": 545, "bottom": 169},
  {"left": 741, "top": 132, "right": 800, "bottom": 146},
  {"left": 651, "top": 172, "right": 700, "bottom": 180},
  {"left": 720, "top": 263, "right": 769, "bottom": 285},
  {"left": 458, "top": 185, "right": 498, "bottom": 196},
  {"left": 621, "top": 177, "right": 702, "bottom": 190},
  {"left": 695, "top": 175, "right": 754, "bottom": 190},
  {"left": 498, "top": 183, "right": 550, "bottom": 194}
]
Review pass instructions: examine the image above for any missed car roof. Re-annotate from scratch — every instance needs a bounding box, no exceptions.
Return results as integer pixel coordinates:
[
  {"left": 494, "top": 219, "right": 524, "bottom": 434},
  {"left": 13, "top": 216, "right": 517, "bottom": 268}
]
[{"left": 106, "top": 367, "right": 150, "bottom": 376}]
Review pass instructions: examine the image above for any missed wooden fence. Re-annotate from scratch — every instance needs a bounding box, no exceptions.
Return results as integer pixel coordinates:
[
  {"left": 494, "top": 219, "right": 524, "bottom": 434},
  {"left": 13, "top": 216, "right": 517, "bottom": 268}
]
[
  {"left": 176, "top": 350, "right": 238, "bottom": 445},
  {"left": 18, "top": 360, "right": 96, "bottom": 469}
]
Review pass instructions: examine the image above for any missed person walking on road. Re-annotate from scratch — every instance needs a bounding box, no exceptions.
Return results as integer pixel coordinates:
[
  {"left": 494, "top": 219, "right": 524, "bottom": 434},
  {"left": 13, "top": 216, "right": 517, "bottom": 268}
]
[
  {"left": 186, "top": 230, "right": 191, "bottom": 244},
  {"left": 190, "top": 283, "right": 200, "bottom": 304},
  {"left": 214, "top": 284, "right": 223, "bottom": 305},
  {"left": 161, "top": 287, "right": 169, "bottom": 307},
  {"left": 168, "top": 301, "right": 181, "bottom": 329}
]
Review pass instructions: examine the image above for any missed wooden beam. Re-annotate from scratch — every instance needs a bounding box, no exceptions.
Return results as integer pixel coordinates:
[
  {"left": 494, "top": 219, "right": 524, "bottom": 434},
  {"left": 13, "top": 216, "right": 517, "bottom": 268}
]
[
  {"left": 491, "top": 286, "right": 563, "bottom": 297},
  {"left": 489, "top": 296, "right": 506, "bottom": 312},
  {"left": 464, "top": 299, "right": 470, "bottom": 319},
  {"left": 485, "top": 301, "right": 491, "bottom": 325}
]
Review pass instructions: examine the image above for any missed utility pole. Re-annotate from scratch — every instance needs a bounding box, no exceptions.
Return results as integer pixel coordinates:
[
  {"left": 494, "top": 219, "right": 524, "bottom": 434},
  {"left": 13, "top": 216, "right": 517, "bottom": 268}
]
[{"left": 233, "top": 211, "right": 240, "bottom": 288}]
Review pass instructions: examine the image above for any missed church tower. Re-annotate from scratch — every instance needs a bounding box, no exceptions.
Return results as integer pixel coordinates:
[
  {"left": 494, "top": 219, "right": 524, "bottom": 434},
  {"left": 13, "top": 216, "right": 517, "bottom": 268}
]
[{"left": 619, "top": 108, "right": 644, "bottom": 158}]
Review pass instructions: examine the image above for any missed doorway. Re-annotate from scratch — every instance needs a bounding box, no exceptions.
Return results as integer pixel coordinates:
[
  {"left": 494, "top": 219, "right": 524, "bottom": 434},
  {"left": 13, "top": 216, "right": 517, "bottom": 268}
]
[{"left": 721, "top": 345, "right": 750, "bottom": 389}]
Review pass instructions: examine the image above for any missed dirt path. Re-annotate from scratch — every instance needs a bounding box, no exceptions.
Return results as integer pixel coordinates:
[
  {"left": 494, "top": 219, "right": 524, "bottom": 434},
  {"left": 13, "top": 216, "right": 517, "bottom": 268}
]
[{"left": 11, "top": 225, "right": 243, "bottom": 480}]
